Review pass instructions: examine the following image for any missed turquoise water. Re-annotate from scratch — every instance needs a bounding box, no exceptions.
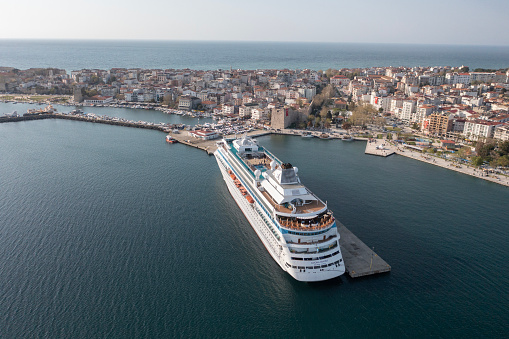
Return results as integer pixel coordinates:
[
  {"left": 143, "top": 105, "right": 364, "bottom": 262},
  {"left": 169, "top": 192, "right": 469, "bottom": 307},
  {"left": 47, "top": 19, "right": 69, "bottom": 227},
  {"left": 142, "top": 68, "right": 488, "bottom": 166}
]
[
  {"left": 1, "top": 40, "right": 509, "bottom": 71},
  {"left": 0, "top": 121, "right": 507, "bottom": 337}
]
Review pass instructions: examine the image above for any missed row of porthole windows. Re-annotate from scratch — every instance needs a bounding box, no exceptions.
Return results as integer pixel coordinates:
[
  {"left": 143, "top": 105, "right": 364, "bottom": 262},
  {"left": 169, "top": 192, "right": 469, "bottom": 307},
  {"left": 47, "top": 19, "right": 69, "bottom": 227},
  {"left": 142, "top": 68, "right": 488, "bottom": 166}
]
[
  {"left": 290, "top": 251, "right": 340, "bottom": 262},
  {"left": 285, "top": 259, "right": 342, "bottom": 270}
]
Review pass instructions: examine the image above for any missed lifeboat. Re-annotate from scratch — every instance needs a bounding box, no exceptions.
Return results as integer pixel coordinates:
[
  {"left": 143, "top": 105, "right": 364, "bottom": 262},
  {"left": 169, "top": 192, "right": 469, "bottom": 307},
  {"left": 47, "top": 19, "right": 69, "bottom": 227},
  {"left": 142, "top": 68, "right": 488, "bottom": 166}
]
[{"left": 246, "top": 195, "right": 254, "bottom": 204}]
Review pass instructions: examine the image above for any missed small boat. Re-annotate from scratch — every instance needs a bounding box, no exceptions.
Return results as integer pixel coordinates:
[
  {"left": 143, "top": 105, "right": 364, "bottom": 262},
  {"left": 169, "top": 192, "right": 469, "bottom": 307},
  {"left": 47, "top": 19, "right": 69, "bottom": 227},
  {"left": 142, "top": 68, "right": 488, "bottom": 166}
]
[
  {"left": 318, "top": 133, "right": 330, "bottom": 139},
  {"left": 166, "top": 135, "right": 178, "bottom": 144},
  {"left": 302, "top": 133, "right": 314, "bottom": 138},
  {"left": 342, "top": 135, "right": 354, "bottom": 141}
]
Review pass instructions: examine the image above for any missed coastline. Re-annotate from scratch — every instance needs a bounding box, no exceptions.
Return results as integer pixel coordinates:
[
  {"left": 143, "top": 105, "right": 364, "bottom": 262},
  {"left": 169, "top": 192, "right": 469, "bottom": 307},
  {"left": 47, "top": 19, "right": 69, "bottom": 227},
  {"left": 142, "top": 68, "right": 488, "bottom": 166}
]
[
  {"left": 394, "top": 145, "right": 509, "bottom": 187},
  {"left": 1, "top": 106, "right": 508, "bottom": 187}
]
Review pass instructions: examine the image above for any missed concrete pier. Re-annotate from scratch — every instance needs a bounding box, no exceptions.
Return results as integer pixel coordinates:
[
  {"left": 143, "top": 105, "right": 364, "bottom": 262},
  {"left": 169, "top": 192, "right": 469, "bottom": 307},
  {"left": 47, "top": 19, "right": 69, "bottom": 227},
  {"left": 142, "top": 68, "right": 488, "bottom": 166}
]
[
  {"left": 168, "top": 129, "right": 272, "bottom": 155},
  {"left": 337, "top": 221, "right": 391, "bottom": 278},
  {"left": 364, "top": 138, "right": 395, "bottom": 157}
]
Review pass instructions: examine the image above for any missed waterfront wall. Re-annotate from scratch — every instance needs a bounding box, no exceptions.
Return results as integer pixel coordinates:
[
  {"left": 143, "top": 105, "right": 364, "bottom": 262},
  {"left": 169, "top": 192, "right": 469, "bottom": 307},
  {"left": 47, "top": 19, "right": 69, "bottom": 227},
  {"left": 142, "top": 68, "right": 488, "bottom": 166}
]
[{"left": 0, "top": 114, "right": 169, "bottom": 132}]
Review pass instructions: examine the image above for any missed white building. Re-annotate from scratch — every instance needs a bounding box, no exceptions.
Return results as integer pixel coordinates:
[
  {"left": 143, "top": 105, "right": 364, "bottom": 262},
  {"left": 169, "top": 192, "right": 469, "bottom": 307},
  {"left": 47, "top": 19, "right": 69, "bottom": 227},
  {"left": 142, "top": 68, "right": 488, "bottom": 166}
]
[
  {"left": 330, "top": 75, "right": 350, "bottom": 87},
  {"left": 222, "top": 104, "right": 235, "bottom": 115},
  {"left": 470, "top": 72, "right": 496, "bottom": 84},
  {"left": 83, "top": 95, "right": 113, "bottom": 104},
  {"left": 446, "top": 73, "right": 470, "bottom": 85},
  {"left": 251, "top": 108, "right": 269, "bottom": 121},
  {"left": 494, "top": 123, "right": 509, "bottom": 141},
  {"left": 239, "top": 105, "right": 252, "bottom": 118},
  {"left": 463, "top": 120, "right": 501, "bottom": 140},
  {"left": 189, "top": 130, "right": 219, "bottom": 140}
]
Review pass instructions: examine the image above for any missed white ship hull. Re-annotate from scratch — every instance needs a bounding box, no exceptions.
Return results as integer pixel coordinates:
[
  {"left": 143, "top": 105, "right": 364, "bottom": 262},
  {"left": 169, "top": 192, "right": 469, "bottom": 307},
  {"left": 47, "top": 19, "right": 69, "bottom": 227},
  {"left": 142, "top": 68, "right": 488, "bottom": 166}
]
[{"left": 215, "top": 148, "right": 345, "bottom": 282}]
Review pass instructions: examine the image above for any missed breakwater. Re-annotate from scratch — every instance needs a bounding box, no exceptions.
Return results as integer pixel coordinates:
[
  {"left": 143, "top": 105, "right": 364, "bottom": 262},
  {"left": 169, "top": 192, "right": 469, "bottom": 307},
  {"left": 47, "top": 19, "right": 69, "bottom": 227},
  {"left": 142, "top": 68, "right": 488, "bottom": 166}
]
[{"left": 0, "top": 113, "right": 172, "bottom": 132}]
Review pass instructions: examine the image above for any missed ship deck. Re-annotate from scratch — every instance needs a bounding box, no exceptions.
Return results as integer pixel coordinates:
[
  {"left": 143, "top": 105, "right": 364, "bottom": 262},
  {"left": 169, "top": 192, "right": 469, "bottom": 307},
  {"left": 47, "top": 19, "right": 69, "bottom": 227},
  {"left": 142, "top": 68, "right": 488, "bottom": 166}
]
[{"left": 260, "top": 190, "right": 325, "bottom": 215}]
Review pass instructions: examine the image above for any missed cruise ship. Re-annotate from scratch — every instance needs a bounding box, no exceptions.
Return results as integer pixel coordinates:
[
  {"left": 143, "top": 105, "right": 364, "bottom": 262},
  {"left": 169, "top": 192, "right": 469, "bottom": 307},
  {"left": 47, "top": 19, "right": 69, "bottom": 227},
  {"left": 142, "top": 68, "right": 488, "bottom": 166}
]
[{"left": 214, "top": 135, "right": 345, "bottom": 282}]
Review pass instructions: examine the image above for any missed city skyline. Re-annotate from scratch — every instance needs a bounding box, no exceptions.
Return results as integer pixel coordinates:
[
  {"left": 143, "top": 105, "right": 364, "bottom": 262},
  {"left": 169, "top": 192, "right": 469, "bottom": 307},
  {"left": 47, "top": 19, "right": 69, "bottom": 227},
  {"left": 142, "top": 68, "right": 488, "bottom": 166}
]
[{"left": 3, "top": 0, "right": 509, "bottom": 46}]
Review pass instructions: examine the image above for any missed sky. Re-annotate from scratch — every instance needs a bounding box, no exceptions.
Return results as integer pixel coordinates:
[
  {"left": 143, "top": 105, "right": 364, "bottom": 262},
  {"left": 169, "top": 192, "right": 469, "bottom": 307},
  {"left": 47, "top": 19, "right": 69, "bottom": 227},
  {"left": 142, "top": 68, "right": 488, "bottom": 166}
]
[{"left": 2, "top": 0, "right": 509, "bottom": 45}]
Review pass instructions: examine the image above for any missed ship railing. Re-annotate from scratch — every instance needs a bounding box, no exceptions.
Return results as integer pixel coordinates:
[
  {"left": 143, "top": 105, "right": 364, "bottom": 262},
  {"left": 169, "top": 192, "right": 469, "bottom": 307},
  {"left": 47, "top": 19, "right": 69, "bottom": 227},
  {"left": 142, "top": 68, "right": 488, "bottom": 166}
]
[
  {"left": 288, "top": 241, "right": 338, "bottom": 254},
  {"left": 286, "top": 235, "right": 335, "bottom": 246},
  {"left": 259, "top": 147, "right": 281, "bottom": 164},
  {"left": 277, "top": 215, "right": 335, "bottom": 231}
]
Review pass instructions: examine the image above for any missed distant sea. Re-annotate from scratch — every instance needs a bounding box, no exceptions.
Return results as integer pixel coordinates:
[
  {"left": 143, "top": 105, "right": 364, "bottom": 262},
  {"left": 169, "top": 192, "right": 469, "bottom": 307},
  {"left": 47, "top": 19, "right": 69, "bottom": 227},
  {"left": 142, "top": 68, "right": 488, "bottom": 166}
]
[{"left": 1, "top": 40, "right": 509, "bottom": 71}]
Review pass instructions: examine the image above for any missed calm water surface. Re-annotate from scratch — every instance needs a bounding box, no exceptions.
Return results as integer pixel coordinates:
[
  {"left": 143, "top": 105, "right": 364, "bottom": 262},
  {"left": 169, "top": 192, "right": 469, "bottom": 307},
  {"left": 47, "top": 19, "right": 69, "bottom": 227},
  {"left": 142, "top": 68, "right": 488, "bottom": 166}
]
[{"left": 0, "top": 122, "right": 507, "bottom": 337}]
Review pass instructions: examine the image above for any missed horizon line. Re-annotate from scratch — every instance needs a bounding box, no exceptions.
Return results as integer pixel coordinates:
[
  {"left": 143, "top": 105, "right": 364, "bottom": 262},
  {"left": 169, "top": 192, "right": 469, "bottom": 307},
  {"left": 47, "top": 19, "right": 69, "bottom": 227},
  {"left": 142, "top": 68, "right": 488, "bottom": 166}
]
[{"left": 1, "top": 38, "right": 508, "bottom": 48}]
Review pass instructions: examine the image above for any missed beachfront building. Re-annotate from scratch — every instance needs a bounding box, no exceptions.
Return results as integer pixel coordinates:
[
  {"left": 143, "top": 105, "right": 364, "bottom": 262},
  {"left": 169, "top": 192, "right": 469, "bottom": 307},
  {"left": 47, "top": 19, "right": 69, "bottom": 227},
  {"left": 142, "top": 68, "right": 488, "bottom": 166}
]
[
  {"left": 463, "top": 120, "right": 501, "bottom": 140},
  {"left": 422, "top": 113, "right": 453, "bottom": 137},
  {"left": 83, "top": 95, "right": 113, "bottom": 104},
  {"left": 178, "top": 95, "right": 201, "bottom": 111}
]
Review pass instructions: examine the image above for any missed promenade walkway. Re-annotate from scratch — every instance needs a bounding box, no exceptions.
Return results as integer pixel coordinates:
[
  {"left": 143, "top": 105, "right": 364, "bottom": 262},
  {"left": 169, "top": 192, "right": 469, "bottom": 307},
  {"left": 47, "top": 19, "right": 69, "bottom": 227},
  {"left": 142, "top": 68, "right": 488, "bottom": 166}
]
[{"left": 394, "top": 145, "right": 509, "bottom": 187}]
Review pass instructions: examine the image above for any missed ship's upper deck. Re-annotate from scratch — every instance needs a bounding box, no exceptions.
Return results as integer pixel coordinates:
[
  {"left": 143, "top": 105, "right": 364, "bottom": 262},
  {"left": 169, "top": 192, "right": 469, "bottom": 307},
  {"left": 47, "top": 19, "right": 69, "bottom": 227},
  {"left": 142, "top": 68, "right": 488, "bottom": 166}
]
[{"left": 220, "top": 136, "right": 328, "bottom": 217}]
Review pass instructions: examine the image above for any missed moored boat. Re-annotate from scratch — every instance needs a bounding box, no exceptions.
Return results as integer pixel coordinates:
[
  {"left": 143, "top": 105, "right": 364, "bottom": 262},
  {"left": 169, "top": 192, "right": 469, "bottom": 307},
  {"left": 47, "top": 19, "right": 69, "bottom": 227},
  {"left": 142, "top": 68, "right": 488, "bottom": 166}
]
[{"left": 165, "top": 135, "right": 178, "bottom": 144}]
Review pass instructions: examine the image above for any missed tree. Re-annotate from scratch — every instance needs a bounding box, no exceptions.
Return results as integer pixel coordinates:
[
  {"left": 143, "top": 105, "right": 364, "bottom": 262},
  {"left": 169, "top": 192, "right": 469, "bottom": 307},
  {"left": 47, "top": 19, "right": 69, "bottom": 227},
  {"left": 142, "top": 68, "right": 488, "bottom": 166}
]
[
  {"left": 498, "top": 140, "right": 509, "bottom": 155},
  {"left": 495, "top": 155, "right": 509, "bottom": 167},
  {"left": 475, "top": 139, "right": 496, "bottom": 158},
  {"left": 314, "top": 116, "right": 321, "bottom": 127},
  {"left": 325, "top": 69, "right": 339, "bottom": 78},
  {"left": 342, "top": 122, "right": 352, "bottom": 130},
  {"left": 471, "top": 156, "right": 483, "bottom": 167},
  {"left": 319, "top": 106, "right": 329, "bottom": 119},
  {"left": 457, "top": 146, "right": 472, "bottom": 159},
  {"left": 349, "top": 103, "right": 377, "bottom": 126}
]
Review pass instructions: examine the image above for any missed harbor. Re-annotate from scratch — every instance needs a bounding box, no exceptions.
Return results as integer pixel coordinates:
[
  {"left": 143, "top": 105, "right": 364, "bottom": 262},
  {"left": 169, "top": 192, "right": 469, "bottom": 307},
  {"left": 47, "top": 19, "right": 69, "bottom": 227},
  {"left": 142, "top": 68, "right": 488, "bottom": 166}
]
[
  {"left": 1, "top": 110, "right": 507, "bottom": 338},
  {"left": 0, "top": 111, "right": 394, "bottom": 279},
  {"left": 2, "top": 108, "right": 508, "bottom": 280}
]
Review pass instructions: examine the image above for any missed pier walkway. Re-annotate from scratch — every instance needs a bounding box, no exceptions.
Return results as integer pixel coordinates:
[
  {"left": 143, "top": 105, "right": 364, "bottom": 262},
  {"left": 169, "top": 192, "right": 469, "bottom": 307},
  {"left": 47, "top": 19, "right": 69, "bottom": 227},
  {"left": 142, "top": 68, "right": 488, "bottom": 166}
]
[
  {"left": 365, "top": 138, "right": 395, "bottom": 157},
  {"left": 337, "top": 221, "right": 391, "bottom": 278}
]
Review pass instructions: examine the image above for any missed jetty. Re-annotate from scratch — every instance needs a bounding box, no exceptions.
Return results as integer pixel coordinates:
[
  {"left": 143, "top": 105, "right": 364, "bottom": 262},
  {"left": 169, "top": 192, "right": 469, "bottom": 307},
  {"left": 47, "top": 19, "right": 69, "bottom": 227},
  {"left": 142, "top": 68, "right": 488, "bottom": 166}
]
[
  {"left": 167, "top": 129, "right": 271, "bottom": 155},
  {"left": 364, "top": 138, "right": 395, "bottom": 157},
  {"left": 337, "top": 221, "right": 391, "bottom": 278}
]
